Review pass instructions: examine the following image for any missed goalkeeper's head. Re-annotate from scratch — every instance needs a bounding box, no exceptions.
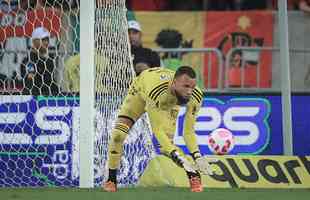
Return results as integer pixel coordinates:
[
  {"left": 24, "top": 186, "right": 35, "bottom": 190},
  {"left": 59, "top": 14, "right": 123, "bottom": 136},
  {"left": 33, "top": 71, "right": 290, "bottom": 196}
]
[{"left": 171, "top": 66, "right": 197, "bottom": 105}]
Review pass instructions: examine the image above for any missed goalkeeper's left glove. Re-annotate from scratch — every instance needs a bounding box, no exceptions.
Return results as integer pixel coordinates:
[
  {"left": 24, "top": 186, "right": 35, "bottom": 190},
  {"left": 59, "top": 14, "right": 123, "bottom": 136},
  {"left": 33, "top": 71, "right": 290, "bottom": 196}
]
[
  {"left": 191, "top": 152, "right": 218, "bottom": 175},
  {"left": 170, "top": 150, "right": 197, "bottom": 173}
]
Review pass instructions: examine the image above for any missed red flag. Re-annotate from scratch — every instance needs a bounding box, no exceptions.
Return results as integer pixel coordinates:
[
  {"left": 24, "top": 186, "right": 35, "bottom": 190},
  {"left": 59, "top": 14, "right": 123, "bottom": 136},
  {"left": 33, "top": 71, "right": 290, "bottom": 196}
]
[{"left": 204, "top": 11, "right": 273, "bottom": 88}]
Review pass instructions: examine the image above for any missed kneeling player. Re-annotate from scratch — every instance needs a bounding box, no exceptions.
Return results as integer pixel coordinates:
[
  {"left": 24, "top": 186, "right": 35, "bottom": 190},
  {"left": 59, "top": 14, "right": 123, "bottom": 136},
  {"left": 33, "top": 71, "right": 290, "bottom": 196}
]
[{"left": 103, "top": 66, "right": 216, "bottom": 192}]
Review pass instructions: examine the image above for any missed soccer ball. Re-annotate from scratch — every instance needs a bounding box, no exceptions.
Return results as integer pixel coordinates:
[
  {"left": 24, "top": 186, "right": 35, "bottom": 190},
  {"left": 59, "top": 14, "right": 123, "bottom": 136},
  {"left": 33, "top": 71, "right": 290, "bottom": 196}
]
[{"left": 207, "top": 128, "right": 235, "bottom": 155}]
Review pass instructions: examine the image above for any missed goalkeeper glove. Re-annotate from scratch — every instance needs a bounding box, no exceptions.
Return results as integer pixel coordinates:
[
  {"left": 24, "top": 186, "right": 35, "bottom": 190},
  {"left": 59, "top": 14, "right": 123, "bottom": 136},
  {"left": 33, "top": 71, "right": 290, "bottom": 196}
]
[
  {"left": 170, "top": 150, "right": 197, "bottom": 173},
  {"left": 191, "top": 152, "right": 218, "bottom": 175}
]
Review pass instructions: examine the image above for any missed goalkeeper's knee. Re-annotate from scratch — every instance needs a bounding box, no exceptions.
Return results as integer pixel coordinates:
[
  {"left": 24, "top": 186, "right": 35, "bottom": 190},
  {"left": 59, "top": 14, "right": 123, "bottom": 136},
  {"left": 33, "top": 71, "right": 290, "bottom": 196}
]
[{"left": 108, "top": 122, "right": 130, "bottom": 169}]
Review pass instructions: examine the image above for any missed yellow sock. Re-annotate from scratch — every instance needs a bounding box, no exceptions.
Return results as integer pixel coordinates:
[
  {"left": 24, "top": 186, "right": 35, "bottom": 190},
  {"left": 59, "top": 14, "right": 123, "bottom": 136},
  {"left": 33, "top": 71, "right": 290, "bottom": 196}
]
[{"left": 108, "top": 122, "right": 130, "bottom": 169}]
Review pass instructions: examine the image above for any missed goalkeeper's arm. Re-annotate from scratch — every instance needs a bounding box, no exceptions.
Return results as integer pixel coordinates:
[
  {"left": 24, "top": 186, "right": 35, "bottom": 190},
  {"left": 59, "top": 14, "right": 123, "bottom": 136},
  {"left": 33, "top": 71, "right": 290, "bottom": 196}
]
[
  {"left": 152, "top": 127, "right": 197, "bottom": 172},
  {"left": 183, "top": 101, "right": 218, "bottom": 175},
  {"left": 183, "top": 102, "right": 201, "bottom": 156}
]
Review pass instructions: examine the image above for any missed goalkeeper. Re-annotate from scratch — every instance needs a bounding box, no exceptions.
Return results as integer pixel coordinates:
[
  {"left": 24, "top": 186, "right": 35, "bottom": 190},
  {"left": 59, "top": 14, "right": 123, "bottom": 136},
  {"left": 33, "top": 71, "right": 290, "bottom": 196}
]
[{"left": 103, "top": 66, "right": 216, "bottom": 192}]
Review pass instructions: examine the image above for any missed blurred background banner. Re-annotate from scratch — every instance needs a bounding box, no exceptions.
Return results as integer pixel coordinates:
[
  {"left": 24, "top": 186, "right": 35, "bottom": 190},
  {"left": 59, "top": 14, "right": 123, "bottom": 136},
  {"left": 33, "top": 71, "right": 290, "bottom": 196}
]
[
  {"left": 139, "top": 155, "right": 310, "bottom": 188},
  {"left": 0, "top": 94, "right": 309, "bottom": 186},
  {"left": 0, "top": 8, "right": 61, "bottom": 42},
  {"left": 134, "top": 12, "right": 204, "bottom": 49},
  {"left": 204, "top": 11, "right": 273, "bottom": 88},
  {"left": 133, "top": 11, "right": 273, "bottom": 89},
  {"left": 134, "top": 12, "right": 205, "bottom": 87},
  {"left": 0, "top": 96, "right": 79, "bottom": 187},
  {"left": 151, "top": 95, "right": 310, "bottom": 156}
]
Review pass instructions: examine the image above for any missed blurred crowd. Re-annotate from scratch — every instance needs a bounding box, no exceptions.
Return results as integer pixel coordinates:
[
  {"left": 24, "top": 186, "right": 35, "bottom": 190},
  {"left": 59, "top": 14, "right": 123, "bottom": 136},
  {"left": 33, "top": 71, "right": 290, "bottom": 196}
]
[
  {"left": 1, "top": 0, "right": 309, "bottom": 13},
  {"left": 0, "top": 0, "right": 78, "bottom": 13},
  {"left": 126, "top": 0, "right": 310, "bottom": 12},
  {"left": 0, "top": 0, "right": 309, "bottom": 95}
]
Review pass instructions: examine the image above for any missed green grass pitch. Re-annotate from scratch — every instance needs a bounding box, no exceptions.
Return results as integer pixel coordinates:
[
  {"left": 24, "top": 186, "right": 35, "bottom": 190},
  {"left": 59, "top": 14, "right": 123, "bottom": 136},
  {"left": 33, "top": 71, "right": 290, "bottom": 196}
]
[{"left": 0, "top": 187, "right": 310, "bottom": 200}]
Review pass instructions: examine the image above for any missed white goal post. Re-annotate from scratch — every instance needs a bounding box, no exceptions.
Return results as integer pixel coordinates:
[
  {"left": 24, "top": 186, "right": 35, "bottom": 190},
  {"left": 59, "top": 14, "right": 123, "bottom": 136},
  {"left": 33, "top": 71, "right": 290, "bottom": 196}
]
[{"left": 80, "top": 0, "right": 95, "bottom": 188}]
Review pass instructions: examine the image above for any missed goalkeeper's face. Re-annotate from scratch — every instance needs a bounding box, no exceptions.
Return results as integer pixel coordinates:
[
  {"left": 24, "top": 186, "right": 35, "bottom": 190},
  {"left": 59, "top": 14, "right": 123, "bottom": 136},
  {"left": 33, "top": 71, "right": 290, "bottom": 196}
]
[{"left": 173, "top": 74, "right": 196, "bottom": 105}]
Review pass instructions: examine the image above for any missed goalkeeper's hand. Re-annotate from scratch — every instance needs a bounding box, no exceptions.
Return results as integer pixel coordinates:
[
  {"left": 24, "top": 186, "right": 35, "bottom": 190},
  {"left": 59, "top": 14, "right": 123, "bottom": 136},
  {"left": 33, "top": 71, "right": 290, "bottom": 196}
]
[
  {"left": 170, "top": 150, "right": 197, "bottom": 173},
  {"left": 192, "top": 153, "right": 218, "bottom": 175}
]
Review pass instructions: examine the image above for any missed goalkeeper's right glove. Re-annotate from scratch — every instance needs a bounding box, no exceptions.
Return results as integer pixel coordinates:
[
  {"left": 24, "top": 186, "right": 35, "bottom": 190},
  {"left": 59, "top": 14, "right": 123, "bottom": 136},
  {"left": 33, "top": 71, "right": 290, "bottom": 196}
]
[{"left": 170, "top": 150, "right": 197, "bottom": 173}]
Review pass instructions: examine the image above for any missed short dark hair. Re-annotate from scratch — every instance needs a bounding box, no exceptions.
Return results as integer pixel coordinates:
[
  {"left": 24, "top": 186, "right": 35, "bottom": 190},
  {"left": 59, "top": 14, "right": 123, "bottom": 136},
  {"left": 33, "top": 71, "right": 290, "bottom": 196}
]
[{"left": 174, "top": 66, "right": 196, "bottom": 79}]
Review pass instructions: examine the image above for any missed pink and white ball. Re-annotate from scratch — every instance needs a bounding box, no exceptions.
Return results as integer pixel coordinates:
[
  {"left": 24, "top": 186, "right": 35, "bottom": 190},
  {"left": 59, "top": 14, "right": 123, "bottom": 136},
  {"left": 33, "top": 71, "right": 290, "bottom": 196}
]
[{"left": 207, "top": 128, "right": 235, "bottom": 155}]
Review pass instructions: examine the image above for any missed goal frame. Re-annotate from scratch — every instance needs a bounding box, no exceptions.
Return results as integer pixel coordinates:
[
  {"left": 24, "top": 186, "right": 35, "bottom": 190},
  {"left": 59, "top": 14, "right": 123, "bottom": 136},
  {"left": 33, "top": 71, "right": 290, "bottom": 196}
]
[{"left": 79, "top": 0, "right": 95, "bottom": 188}]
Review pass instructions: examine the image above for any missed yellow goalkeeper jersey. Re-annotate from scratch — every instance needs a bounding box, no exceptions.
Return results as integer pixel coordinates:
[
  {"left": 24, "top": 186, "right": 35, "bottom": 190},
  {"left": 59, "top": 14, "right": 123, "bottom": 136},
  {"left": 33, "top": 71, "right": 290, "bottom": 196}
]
[{"left": 119, "top": 67, "right": 203, "bottom": 155}]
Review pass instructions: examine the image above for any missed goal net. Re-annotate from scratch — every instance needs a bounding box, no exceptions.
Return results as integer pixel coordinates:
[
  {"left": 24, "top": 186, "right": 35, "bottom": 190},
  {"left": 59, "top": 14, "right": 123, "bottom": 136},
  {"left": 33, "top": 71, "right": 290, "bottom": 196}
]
[
  {"left": 0, "top": 1, "right": 80, "bottom": 187},
  {"left": 94, "top": 0, "right": 154, "bottom": 187},
  {"left": 0, "top": 0, "right": 154, "bottom": 187}
]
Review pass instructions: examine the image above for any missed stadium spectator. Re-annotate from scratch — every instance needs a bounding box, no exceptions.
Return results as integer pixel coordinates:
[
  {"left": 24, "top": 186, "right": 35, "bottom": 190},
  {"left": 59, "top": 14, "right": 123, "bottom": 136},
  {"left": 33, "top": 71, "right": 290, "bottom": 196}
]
[
  {"left": 0, "top": 0, "right": 18, "bottom": 13},
  {"left": 0, "top": 0, "right": 72, "bottom": 13},
  {"left": 228, "top": 50, "right": 243, "bottom": 87},
  {"left": 298, "top": 0, "right": 310, "bottom": 13},
  {"left": 227, "top": 50, "right": 259, "bottom": 88},
  {"left": 63, "top": 53, "right": 80, "bottom": 92},
  {"left": 62, "top": 52, "right": 110, "bottom": 93},
  {"left": 304, "top": 64, "right": 310, "bottom": 87},
  {"left": 155, "top": 29, "right": 203, "bottom": 88},
  {"left": 206, "top": 0, "right": 237, "bottom": 10},
  {"left": 128, "top": 20, "right": 160, "bottom": 75},
  {"left": 125, "top": 0, "right": 303, "bottom": 11},
  {"left": 103, "top": 66, "right": 217, "bottom": 193},
  {"left": 126, "top": 0, "right": 168, "bottom": 11},
  {"left": 240, "top": 0, "right": 268, "bottom": 10},
  {"left": 155, "top": 29, "right": 192, "bottom": 72},
  {"left": 168, "top": 0, "right": 202, "bottom": 10},
  {"left": 19, "top": 27, "right": 60, "bottom": 96},
  {"left": 44, "top": 0, "right": 79, "bottom": 10},
  {"left": 19, "top": 0, "right": 78, "bottom": 10}
]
